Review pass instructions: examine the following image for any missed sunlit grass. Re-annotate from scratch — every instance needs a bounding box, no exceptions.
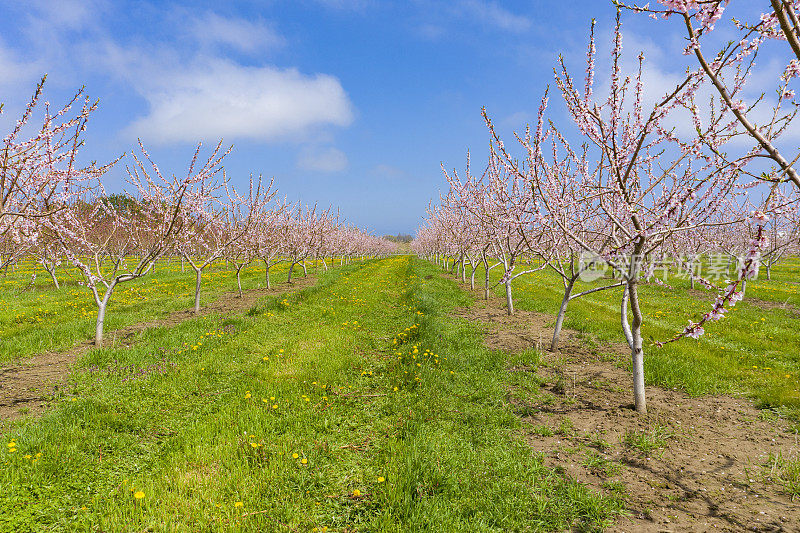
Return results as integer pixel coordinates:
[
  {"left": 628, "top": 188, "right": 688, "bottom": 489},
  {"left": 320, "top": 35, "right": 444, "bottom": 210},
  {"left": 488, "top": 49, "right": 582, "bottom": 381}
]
[
  {"left": 0, "top": 257, "right": 622, "bottom": 531},
  {"left": 0, "top": 258, "right": 326, "bottom": 362},
  {"left": 463, "top": 256, "right": 800, "bottom": 423}
]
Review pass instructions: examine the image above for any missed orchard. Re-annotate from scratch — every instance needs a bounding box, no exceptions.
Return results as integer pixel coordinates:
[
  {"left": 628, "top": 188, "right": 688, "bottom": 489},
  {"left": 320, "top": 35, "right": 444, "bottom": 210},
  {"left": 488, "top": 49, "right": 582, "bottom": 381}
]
[{"left": 1, "top": 1, "right": 799, "bottom": 531}]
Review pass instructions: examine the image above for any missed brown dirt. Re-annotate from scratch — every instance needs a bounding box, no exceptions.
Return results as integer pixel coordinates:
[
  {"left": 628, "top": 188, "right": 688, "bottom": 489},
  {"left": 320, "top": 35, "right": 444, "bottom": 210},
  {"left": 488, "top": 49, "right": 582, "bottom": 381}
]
[
  {"left": 454, "top": 292, "right": 800, "bottom": 532},
  {"left": 0, "top": 276, "right": 316, "bottom": 422}
]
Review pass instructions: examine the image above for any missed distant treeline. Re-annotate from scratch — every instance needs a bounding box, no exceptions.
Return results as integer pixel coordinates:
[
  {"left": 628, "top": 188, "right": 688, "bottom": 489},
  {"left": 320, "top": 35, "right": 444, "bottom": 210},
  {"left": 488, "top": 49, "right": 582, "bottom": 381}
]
[{"left": 382, "top": 234, "right": 413, "bottom": 243}]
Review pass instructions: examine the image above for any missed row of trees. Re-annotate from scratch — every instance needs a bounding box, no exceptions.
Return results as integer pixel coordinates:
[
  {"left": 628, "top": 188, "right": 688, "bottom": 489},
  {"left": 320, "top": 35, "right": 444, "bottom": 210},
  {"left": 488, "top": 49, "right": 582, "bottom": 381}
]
[
  {"left": 414, "top": 1, "right": 800, "bottom": 414},
  {"left": 1, "top": 76, "right": 396, "bottom": 347}
]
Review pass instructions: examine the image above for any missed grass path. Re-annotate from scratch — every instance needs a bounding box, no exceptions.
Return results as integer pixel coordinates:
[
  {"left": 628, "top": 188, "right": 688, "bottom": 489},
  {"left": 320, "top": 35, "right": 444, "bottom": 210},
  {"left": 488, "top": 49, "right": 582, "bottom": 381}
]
[
  {"left": 0, "top": 260, "right": 312, "bottom": 363},
  {"left": 1, "top": 256, "right": 621, "bottom": 532},
  {"left": 462, "top": 259, "right": 800, "bottom": 424}
]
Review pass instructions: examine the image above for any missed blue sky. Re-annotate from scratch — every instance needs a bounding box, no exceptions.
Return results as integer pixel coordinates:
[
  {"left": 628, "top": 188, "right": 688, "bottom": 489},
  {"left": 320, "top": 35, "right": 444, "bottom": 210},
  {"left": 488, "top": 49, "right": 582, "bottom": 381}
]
[{"left": 0, "top": 1, "right": 775, "bottom": 234}]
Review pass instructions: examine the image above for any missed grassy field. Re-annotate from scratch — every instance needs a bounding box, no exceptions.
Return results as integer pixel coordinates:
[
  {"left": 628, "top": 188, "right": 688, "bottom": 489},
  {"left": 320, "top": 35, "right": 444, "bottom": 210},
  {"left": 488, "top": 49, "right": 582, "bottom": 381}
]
[
  {"left": 0, "top": 258, "right": 320, "bottom": 362},
  {"left": 464, "top": 256, "right": 800, "bottom": 425},
  {"left": 0, "top": 257, "right": 623, "bottom": 532}
]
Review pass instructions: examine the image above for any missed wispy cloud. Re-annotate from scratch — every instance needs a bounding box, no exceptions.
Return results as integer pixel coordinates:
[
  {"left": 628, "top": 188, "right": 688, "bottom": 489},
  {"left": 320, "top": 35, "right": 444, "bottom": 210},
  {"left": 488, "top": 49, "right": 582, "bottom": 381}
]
[
  {"left": 188, "top": 13, "right": 284, "bottom": 53},
  {"left": 372, "top": 164, "right": 407, "bottom": 180},
  {"left": 0, "top": 41, "right": 41, "bottom": 89},
  {"left": 297, "top": 145, "right": 348, "bottom": 172},
  {"left": 460, "top": 0, "right": 531, "bottom": 33}
]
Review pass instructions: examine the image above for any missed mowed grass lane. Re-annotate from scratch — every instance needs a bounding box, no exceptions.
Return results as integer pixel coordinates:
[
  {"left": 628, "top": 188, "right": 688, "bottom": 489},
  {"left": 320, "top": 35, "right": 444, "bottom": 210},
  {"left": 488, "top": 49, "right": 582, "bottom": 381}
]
[
  {"left": 0, "top": 259, "right": 316, "bottom": 363},
  {"left": 0, "top": 256, "right": 621, "bottom": 532},
  {"left": 465, "top": 257, "right": 800, "bottom": 425}
]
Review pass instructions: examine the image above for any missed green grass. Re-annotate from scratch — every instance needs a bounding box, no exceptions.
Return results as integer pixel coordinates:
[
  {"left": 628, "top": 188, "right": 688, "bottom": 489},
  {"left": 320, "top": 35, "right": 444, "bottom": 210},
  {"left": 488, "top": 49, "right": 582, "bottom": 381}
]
[
  {"left": 765, "top": 452, "right": 800, "bottom": 500},
  {"left": 0, "top": 258, "right": 318, "bottom": 362},
  {"left": 0, "top": 257, "right": 623, "bottom": 531},
  {"left": 459, "top": 256, "right": 800, "bottom": 422},
  {"left": 620, "top": 425, "right": 673, "bottom": 456}
]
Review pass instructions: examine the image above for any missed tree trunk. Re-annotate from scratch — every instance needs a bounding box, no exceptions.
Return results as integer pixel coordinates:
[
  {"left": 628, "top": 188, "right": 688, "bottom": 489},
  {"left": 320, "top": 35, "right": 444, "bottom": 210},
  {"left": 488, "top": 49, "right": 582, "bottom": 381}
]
[
  {"left": 322, "top": 258, "right": 328, "bottom": 271},
  {"left": 288, "top": 262, "right": 295, "bottom": 283},
  {"left": 483, "top": 256, "right": 490, "bottom": 300},
  {"left": 45, "top": 266, "right": 59, "bottom": 289},
  {"left": 621, "top": 285, "right": 633, "bottom": 350},
  {"left": 461, "top": 255, "right": 466, "bottom": 283},
  {"left": 95, "top": 302, "right": 108, "bottom": 347},
  {"left": 181, "top": 256, "right": 185, "bottom": 273},
  {"left": 236, "top": 267, "right": 243, "bottom": 297},
  {"left": 766, "top": 263, "right": 772, "bottom": 280},
  {"left": 302, "top": 261, "right": 307, "bottom": 276},
  {"left": 94, "top": 284, "right": 117, "bottom": 347},
  {"left": 627, "top": 249, "right": 647, "bottom": 415},
  {"left": 194, "top": 269, "right": 202, "bottom": 314},
  {"left": 550, "top": 278, "right": 576, "bottom": 351},
  {"left": 265, "top": 263, "right": 271, "bottom": 289},
  {"left": 504, "top": 280, "right": 514, "bottom": 315},
  {"left": 470, "top": 260, "right": 477, "bottom": 290}
]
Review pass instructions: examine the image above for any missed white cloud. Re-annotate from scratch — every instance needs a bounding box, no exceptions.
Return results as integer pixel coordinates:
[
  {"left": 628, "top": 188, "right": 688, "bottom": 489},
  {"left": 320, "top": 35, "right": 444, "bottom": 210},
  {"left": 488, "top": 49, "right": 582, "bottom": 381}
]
[
  {"left": 297, "top": 146, "right": 348, "bottom": 172},
  {"left": 24, "top": 0, "right": 102, "bottom": 31},
  {"left": 0, "top": 42, "right": 40, "bottom": 89},
  {"left": 190, "top": 13, "right": 284, "bottom": 53},
  {"left": 460, "top": 1, "right": 530, "bottom": 33},
  {"left": 373, "top": 164, "right": 406, "bottom": 179},
  {"left": 125, "top": 59, "right": 354, "bottom": 144}
]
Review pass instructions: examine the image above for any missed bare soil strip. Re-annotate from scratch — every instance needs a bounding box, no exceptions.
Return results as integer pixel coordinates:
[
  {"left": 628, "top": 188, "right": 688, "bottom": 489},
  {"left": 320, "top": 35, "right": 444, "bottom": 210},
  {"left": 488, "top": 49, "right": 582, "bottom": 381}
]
[
  {"left": 454, "top": 294, "right": 800, "bottom": 533},
  {"left": 0, "top": 276, "right": 316, "bottom": 421}
]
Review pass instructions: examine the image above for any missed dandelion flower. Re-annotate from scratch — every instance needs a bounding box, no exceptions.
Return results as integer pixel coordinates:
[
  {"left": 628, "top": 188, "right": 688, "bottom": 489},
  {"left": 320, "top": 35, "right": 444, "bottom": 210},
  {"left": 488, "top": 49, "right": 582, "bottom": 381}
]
[
  {"left": 134, "top": 491, "right": 145, "bottom": 500},
  {"left": 292, "top": 453, "right": 299, "bottom": 459},
  {"left": 234, "top": 501, "right": 243, "bottom": 508},
  {"left": 352, "top": 489, "right": 361, "bottom": 497},
  {"left": 377, "top": 476, "right": 385, "bottom": 483},
  {"left": 301, "top": 458, "right": 308, "bottom": 464}
]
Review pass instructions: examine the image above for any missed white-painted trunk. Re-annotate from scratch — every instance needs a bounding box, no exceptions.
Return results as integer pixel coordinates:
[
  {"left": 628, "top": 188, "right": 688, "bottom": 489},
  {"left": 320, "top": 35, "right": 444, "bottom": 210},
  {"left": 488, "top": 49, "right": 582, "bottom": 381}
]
[
  {"left": 94, "top": 284, "right": 117, "bottom": 347},
  {"left": 505, "top": 280, "right": 514, "bottom": 316},
  {"left": 550, "top": 278, "right": 575, "bottom": 351},
  {"left": 628, "top": 250, "right": 647, "bottom": 415},
  {"left": 483, "top": 257, "right": 490, "bottom": 300},
  {"left": 621, "top": 285, "right": 633, "bottom": 350},
  {"left": 46, "top": 267, "right": 59, "bottom": 289},
  {"left": 194, "top": 269, "right": 202, "bottom": 314}
]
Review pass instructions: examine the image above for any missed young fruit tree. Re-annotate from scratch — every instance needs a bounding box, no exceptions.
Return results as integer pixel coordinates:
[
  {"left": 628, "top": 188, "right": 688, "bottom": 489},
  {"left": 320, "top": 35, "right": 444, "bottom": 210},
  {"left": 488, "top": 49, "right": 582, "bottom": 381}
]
[
  {"left": 51, "top": 141, "right": 229, "bottom": 346},
  {"left": 221, "top": 176, "right": 278, "bottom": 296},
  {"left": 1, "top": 77, "right": 110, "bottom": 268},
  {"left": 515, "top": 12, "right": 744, "bottom": 413}
]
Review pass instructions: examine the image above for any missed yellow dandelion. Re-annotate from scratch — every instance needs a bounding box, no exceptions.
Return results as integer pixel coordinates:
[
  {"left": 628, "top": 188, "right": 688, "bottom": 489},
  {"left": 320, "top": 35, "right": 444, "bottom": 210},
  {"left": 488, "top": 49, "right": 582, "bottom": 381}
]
[
  {"left": 301, "top": 458, "right": 308, "bottom": 464},
  {"left": 134, "top": 491, "right": 145, "bottom": 500},
  {"left": 352, "top": 489, "right": 361, "bottom": 497},
  {"left": 292, "top": 453, "right": 299, "bottom": 459},
  {"left": 377, "top": 476, "right": 385, "bottom": 483},
  {"left": 234, "top": 501, "right": 243, "bottom": 508}
]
